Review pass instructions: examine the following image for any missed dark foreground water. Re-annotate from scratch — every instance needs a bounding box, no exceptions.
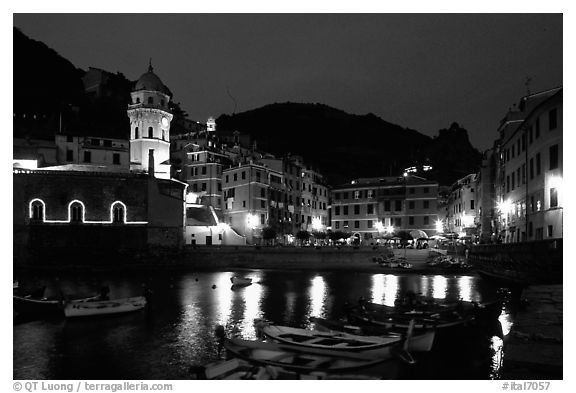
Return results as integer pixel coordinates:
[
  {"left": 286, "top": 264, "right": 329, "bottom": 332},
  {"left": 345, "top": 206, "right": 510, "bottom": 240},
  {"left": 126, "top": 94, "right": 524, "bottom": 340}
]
[{"left": 13, "top": 270, "right": 513, "bottom": 380}]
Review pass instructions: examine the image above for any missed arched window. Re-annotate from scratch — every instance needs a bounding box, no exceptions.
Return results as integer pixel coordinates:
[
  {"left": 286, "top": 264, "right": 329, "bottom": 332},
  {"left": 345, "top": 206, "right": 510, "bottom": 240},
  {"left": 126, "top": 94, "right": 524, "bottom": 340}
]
[
  {"left": 162, "top": 130, "right": 165, "bottom": 141},
  {"left": 30, "top": 200, "right": 44, "bottom": 221},
  {"left": 136, "top": 97, "right": 141, "bottom": 104},
  {"left": 148, "top": 127, "right": 153, "bottom": 138},
  {"left": 112, "top": 205, "right": 124, "bottom": 223},
  {"left": 148, "top": 97, "right": 153, "bottom": 105},
  {"left": 135, "top": 126, "right": 139, "bottom": 139},
  {"left": 160, "top": 99, "right": 165, "bottom": 106},
  {"left": 70, "top": 202, "right": 84, "bottom": 223}
]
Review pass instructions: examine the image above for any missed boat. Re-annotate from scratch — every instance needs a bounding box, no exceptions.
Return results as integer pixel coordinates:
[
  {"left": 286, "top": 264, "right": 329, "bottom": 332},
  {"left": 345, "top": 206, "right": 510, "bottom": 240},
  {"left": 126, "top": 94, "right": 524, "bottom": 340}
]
[
  {"left": 223, "top": 337, "right": 405, "bottom": 374},
  {"left": 13, "top": 292, "right": 101, "bottom": 318},
  {"left": 230, "top": 276, "right": 252, "bottom": 286},
  {"left": 309, "top": 317, "right": 436, "bottom": 352},
  {"left": 261, "top": 324, "right": 402, "bottom": 351},
  {"left": 192, "top": 358, "right": 380, "bottom": 380},
  {"left": 64, "top": 296, "right": 147, "bottom": 318},
  {"left": 13, "top": 295, "right": 63, "bottom": 316}
]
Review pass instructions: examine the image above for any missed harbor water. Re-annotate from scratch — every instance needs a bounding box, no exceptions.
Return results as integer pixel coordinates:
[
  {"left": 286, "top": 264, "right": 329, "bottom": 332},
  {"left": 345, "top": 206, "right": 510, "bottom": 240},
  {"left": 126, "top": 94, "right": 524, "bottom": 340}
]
[{"left": 13, "top": 270, "right": 512, "bottom": 380}]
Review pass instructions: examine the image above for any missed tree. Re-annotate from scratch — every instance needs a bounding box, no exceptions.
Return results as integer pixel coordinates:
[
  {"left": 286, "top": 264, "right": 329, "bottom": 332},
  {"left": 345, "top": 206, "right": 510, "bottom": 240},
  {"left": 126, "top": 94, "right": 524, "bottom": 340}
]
[
  {"left": 262, "top": 226, "right": 277, "bottom": 246},
  {"left": 296, "top": 230, "right": 311, "bottom": 246}
]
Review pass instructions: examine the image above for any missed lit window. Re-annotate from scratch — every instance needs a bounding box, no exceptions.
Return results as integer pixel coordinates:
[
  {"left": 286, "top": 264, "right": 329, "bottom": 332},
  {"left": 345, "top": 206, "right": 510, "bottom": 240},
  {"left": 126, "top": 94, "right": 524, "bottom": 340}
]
[
  {"left": 70, "top": 202, "right": 83, "bottom": 223},
  {"left": 31, "top": 201, "right": 44, "bottom": 221},
  {"left": 112, "top": 204, "right": 124, "bottom": 223}
]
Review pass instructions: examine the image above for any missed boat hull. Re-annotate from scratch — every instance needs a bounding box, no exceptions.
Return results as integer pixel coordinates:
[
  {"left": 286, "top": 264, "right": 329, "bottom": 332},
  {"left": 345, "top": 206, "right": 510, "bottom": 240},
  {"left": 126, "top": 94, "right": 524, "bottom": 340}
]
[{"left": 64, "top": 296, "right": 147, "bottom": 318}]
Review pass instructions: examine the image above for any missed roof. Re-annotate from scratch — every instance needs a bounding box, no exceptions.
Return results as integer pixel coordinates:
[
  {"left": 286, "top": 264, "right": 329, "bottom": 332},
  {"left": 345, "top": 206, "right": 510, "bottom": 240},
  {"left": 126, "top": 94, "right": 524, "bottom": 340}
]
[{"left": 134, "top": 62, "right": 169, "bottom": 94}]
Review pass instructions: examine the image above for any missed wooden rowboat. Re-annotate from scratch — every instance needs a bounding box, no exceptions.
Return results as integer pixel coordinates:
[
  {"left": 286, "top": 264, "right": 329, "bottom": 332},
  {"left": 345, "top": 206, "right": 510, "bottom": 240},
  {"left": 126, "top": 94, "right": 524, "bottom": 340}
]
[
  {"left": 64, "top": 296, "right": 147, "bottom": 318},
  {"left": 310, "top": 317, "right": 436, "bottom": 352},
  {"left": 261, "top": 325, "right": 402, "bottom": 351},
  {"left": 223, "top": 338, "right": 403, "bottom": 374}
]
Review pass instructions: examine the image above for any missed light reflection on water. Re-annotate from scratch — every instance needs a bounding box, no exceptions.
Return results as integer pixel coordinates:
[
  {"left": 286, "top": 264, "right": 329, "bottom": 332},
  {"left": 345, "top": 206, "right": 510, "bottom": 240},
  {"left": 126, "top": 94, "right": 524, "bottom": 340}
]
[
  {"left": 432, "top": 275, "right": 448, "bottom": 299},
  {"left": 14, "top": 270, "right": 506, "bottom": 380},
  {"left": 305, "top": 275, "right": 327, "bottom": 328}
]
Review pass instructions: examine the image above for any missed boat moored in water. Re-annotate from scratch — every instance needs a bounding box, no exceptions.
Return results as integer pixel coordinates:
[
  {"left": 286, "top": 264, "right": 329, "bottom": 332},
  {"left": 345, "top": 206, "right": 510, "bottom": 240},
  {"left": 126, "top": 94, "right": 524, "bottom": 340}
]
[{"left": 64, "top": 296, "right": 147, "bottom": 318}]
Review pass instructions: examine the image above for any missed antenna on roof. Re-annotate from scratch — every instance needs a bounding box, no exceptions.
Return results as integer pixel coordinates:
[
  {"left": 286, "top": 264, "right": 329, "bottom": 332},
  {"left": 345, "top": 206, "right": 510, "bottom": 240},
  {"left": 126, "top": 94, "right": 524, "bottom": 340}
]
[
  {"left": 525, "top": 76, "right": 532, "bottom": 96},
  {"left": 226, "top": 85, "right": 237, "bottom": 115},
  {"left": 148, "top": 58, "right": 153, "bottom": 73}
]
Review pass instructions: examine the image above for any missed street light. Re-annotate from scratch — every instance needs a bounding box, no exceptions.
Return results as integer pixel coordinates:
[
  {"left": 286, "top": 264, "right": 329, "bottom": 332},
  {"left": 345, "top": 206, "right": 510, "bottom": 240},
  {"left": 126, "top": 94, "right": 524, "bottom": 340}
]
[
  {"left": 435, "top": 219, "right": 444, "bottom": 234},
  {"left": 311, "top": 217, "right": 323, "bottom": 232},
  {"left": 246, "top": 214, "right": 258, "bottom": 229},
  {"left": 375, "top": 221, "right": 384, "bottom": 232}
]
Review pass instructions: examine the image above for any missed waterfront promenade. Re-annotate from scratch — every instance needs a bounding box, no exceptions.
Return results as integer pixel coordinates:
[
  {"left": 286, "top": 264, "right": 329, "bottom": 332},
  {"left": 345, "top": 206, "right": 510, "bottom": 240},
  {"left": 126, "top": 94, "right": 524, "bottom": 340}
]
[{"left": 15, "top": 246, "right": 472, "bottom": 275}]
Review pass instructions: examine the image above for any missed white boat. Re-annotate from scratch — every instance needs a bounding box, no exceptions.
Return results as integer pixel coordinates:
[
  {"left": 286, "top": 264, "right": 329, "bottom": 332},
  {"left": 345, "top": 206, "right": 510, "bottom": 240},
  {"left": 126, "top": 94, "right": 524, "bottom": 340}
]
[
  {"left": 230, "top": 276, "right": 252, "bottom": 286},
  {"left": 261, "top": 325, "right": 401, "bottom": 351},
  {"left": 64, "top": 296, "right": 147, "bottom": 318}
]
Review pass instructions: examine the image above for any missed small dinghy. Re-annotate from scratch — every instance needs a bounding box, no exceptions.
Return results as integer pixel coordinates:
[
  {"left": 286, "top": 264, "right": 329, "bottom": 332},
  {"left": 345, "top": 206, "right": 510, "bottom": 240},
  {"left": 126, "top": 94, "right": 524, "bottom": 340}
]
[
  {"left": 223, "top": 338, "right": 403, "bottom": 374},
  {"left": 310, "top": 317, "right": 436, "bottom": 353},
  {"left": 230, "top": 276, "right": 252, "bottom": 287},
  {"left": 261, "top": 324, "right": 401, "bottom": 352},
  {"left": 64, "top": 296, "right": 147, "bottom": 318}
]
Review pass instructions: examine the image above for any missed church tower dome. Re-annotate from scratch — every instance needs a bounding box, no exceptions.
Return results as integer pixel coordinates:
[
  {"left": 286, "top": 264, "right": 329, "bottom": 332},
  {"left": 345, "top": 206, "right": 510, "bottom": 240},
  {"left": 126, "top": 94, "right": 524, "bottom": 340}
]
[{"left": 127, "top": 60, "right": 173, "bottom": 179}]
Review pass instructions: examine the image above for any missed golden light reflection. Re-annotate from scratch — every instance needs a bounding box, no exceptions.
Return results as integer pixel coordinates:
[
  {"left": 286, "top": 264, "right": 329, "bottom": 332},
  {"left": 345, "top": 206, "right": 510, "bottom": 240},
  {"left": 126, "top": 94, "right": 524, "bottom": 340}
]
[
  {"left": 214, "top": 272, "right": 234, "bottom": 326},
  {"left": 371, "top": 274, "right": 385, "bottom": 305},
  {"left": 499, "top": 307, "right": 513, "bottom": 337},
  {"left": 431, "top": 275, "right": 448, "bottom": 299},
  {"left": 239, "top": 275, "right": 264, "bottom": 340},
  {"left": 305, "top": 275, "right": 327, "bottom": 327},
  {"left": 490, "top": 336, "right": 504, "bottom": 379},
  {"left": 382, "top": 275, "right": 399, "bottom": 307},
  {"left": 456, "top": 276, "right": 476, "bottom": 302}
]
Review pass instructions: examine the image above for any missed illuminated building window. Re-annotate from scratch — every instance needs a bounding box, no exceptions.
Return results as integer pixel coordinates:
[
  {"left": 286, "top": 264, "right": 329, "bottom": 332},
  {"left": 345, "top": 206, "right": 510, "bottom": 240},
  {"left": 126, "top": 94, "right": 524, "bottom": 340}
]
[
  {"left": 367, "top": 190, "right": 374, "bottom": 199},
  {"left": 343, "top": 206, "right": 349, "bottom": 215},
  {"left": 367, "top": 220, "right": 373, "bottom": 229},
  {"left": 135, "top": 127, "right": 139, "bottom": 139},
  {"left": 354, "top": 220, "right": 360, "bottom": 228},
  {"left": 70, "top": 202, "right": 83, "bottom": 223},
  {"left": 343, "top": 220, "right": 349, "bottom": 228},
  {"left": 31, "top": 201, "right": 44, "bottom": 221},
  {"left": 354, "top": 205, "right": 360, "bottom": 215},
  {"left": 148, "top": 127, "right": 153, "bottom": 138},
  {"left": 335, "top": 221, "right": 340, "bottom": 229},
  {"left": 112, "top": 204, "right": 124, "bottom": 223},
  {"left": 550, "top": 188, "right": 558, "bottom": 208},
  {"left": 547, "top": 225, "right": 553, "bottom": 237},
  {"left": 354, "top": 191, "right": 360, "bottom": 199}
]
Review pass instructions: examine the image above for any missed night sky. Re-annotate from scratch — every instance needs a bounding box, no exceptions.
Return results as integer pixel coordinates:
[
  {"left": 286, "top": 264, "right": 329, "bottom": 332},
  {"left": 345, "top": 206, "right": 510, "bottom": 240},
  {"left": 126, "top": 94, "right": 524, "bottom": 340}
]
[{"left": 13, "top": 13, "right": 562, "bottom": 151}]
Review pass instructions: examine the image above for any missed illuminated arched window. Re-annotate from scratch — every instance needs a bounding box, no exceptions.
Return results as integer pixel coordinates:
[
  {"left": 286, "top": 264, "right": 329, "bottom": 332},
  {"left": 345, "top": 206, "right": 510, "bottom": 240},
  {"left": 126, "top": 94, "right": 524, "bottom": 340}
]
[
  {"left": 148, "top": 127, "right": 153, "bottom": 138},
  {"left": 136, "top": 97, "right": 141, "bottom": 104},
  {"left": 70, "top": 202, "right": 83, "bottom": 223},
  {"left": 112, "top": 204, "right": 124, "bottom": 224},
  {"left": 31, "top": 201, "right": 44, "bottom": 221}
]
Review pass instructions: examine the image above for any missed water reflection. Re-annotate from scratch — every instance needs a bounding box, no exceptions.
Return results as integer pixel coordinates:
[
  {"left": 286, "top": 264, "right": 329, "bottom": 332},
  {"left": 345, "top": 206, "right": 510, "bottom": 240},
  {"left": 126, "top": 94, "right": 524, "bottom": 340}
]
[
  {"left": 490, "top": 336, "right": 504, "bottom": 379},
  {"left": 371, "top": 274, "right": 399, "bottom": 306},
  {"left": 305, "top": 275, "right": 326, "bottom": 327},
  {"left": 238, "top": 272, "right": 264, "bottom": 339},
  {"left": 499, "top": 307, "right": 513, "bottom": 336},
  {"left": 214, "top": 272, "right": 233, "bottom": 326},
  {"left": 456, "top": 275, "right": 481, "bottom": 302},
  {"left": 431, "top": 275, "right": 448, "bottom": 299}
]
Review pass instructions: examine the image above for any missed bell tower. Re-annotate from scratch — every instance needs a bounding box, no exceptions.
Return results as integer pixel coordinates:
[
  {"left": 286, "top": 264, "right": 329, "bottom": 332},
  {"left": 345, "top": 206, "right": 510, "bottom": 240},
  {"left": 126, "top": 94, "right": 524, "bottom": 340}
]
[{"left": 127, "top": 61, "right": 173, "bottom": 179}]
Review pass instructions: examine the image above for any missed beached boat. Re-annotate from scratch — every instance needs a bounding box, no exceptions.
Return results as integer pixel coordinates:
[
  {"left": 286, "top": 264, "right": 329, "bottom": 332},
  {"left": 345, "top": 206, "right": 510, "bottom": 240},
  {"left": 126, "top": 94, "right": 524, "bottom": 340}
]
[
  {"left": 261, "top": 325, "right": 402, "bottom": 351},
  {"left": 347, "top": 307, "right": 473, "bottom": 330},
  {"left": 223, "top": 338, "right": 403, "bottom": 374},
  {"left": 230, "top": 276, "right": 252, "bottom": 286},
  {"left": 64, "top": 296, "right": 147, "bottom": 318},
  {"left": 309, "top": 317, "right": 436, "bottom": 352}
]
